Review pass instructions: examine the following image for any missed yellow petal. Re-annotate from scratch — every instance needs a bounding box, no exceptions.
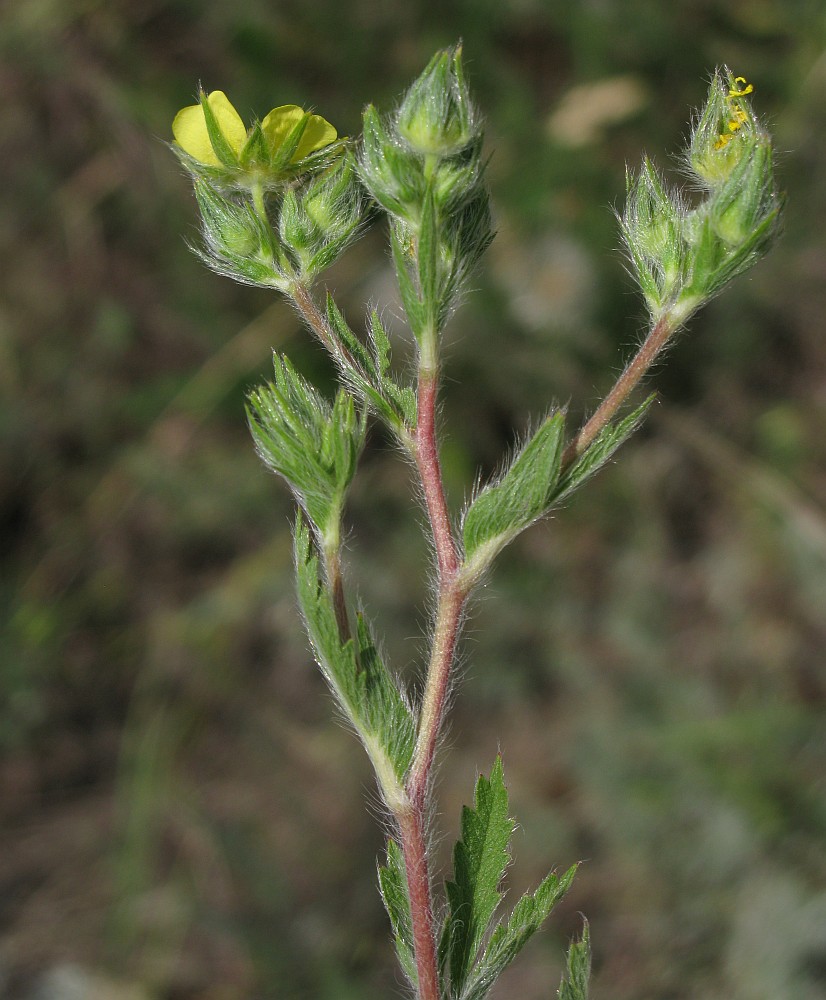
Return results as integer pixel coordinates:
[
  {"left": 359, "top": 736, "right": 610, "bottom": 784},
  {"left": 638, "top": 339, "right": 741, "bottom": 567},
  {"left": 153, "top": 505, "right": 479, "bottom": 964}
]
[
  {"left": 260, "top": 105, "right": 306, "bottom": 152},
  {"left": 261, "top": 105, "right": 337, "bottom": 161},
  {"left": 173, "top": 103, "right": 217, "bottom": 164},
  {"left": 172, "top": 91, "right": 247, "bottom": 165},
  {"left": 294, "top": 114, "right": 338, "bottom": 160},
  {"left": 206, "top": 91, "right": 247, "bottom": 155}
]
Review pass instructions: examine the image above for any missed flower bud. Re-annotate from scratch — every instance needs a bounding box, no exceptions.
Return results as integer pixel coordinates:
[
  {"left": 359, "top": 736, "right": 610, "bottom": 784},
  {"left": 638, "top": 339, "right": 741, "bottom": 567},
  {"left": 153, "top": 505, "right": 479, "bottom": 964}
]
[
  {"left": 396, "top": 46, "right": 479, "bottom": 157},
  {"left": 711, "top": 136, "right": 777, "bottom": 246},
  {"left": 278, "top": 156, "right": 365, "bottom": 279},
  {"left": 359, "top": 104, "right": 428, "bottom": 223},
  {"left": 193, "top": 180, "right": 288, "bottom": 288},
  {"left": 621, "top": 159, "right": 687, "bottom": 312}
]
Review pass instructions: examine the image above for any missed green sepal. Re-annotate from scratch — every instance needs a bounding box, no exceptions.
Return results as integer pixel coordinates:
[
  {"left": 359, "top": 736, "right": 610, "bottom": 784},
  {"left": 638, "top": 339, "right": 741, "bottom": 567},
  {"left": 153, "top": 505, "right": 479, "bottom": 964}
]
[
  {"left": 460, "top": 865, "right": 579, "bottom": 1000},
  {"left": 279, "top": 187, "right": 316, "bottom": 257},
  {"left": 558, "top": 922, "right": 591, "bottom": 1000},
  {"left": 294, "top": 519, "right": 416, "bottom": 798},
  {"left": 441, "top": 756, "right": 515, "bottom": 998},
  {"left": 193, "top": 179, "right": 289, "bottom": 289},
  {"left": 359, "top": 104, "right": 427, "bottom": 224},
  {"left": 553, "top": 394, "right": 655, "bottom": 505},
  {"left": 199, "top": 89, "right": 241, "bottom": 168},
  {"left": 462, "top": 411, "right": 566, "bottom": 573},
  {"left": 378, "top": 839, "right": 417, "bottom": 987},
  {"left": 269, "top": 112, "right": 311, "bottom": 171},
  {"left": 239, "top": 120, "right": 270, "bottom": 169}
]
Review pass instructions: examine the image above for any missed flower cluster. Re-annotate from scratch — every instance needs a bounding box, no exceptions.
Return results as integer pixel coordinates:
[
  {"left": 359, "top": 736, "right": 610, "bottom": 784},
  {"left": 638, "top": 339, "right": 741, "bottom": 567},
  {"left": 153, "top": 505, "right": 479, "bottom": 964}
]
[
  {"left": 622, "top": 68, "right": 781, "bottom": 324},
  {"left": 172, "top": 91, "right": 362, "bottom": 288},
  {"left": 358, "top": 46, "right": 493, "bottom": 352}
]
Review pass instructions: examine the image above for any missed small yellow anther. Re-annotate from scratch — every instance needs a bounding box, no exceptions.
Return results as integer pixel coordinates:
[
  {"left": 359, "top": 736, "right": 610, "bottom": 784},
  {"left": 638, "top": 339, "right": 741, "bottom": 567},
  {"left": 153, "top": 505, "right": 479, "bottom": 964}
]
[
  {"left": 728, "top": 77, "right": 754, "bottom": 98},
  {"left": 715, "top": 74, "right": 754, "bottom": 149}
]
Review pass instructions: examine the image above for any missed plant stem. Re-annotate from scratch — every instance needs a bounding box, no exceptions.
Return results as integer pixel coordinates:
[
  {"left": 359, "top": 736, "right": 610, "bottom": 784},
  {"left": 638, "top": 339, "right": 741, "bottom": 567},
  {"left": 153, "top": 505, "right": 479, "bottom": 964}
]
[
  {"left": 408, "top": 578, "right": 465, "bottom": 802},
  {"left": 397, "top": 803, "right": 441, "bottom": 1000},
  {"left": 290, "top": 281, "right": 343, "bottom": 359},
  {"left": 393, "top": 357, "right": 470, "bottom": 1000},
  {"left": 562, "top": 312, "right": 674, "bottom": 466},
  {"left": 409, "top": 360, "right": 465, "bottom": 798},
  {"left": 323, "top": 541, "right": 350, "bottom": 642},
  {"left": 415, "top": 366, "right": 459, "bottom": 580}
]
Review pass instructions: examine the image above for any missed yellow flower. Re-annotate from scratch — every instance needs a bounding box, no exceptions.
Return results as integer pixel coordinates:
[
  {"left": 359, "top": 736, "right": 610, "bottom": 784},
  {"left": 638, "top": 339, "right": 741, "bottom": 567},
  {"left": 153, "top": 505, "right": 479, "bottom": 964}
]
[{"left": 172, "top": 91, "right": 337, "bottom": 170}]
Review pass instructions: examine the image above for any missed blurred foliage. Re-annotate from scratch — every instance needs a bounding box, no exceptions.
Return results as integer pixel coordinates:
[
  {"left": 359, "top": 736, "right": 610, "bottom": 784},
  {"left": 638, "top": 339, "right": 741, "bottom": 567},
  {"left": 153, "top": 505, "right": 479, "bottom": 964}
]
[{"left": 1, "top": 0, "right": 825, "bottom": 998}]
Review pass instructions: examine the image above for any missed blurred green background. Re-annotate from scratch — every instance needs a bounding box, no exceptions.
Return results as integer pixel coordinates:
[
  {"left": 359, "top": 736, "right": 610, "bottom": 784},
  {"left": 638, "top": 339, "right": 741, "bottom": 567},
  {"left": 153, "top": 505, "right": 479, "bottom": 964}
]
[{"left": 2, "top": 0, "right": 825, "bottom": 997}]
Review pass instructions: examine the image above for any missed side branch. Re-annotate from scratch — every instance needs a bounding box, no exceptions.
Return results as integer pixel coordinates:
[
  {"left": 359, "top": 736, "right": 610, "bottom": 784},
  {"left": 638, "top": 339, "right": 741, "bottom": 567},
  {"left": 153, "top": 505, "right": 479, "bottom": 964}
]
[{"left": 563, "top": 312, "right": 674, "bottom": 466}]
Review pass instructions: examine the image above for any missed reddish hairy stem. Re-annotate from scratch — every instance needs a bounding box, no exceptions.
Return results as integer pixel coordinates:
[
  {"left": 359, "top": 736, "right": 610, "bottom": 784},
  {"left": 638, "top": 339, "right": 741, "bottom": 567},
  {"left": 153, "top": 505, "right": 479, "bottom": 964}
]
[
  {"left": 415, "top": 368, "right": 460, "bottom": 578},
  {"left": 408, "top": 580, "right": 466, "bottom": 803},
  {"left": 394, "top": 362, "right": 469, "bottom": 999},
  {"left": 398, "top": 805, "right": 441, "bottom": 1000},
  {"left": 562, "top": 313, "right": 673, "bottom": 467}
]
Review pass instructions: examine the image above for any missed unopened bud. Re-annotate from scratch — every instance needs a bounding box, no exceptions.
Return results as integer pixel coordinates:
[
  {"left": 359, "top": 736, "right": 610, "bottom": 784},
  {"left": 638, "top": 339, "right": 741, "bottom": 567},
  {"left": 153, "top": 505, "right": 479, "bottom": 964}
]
[{"left": 397, "top": 46, "right": 479, "bottom": 157}]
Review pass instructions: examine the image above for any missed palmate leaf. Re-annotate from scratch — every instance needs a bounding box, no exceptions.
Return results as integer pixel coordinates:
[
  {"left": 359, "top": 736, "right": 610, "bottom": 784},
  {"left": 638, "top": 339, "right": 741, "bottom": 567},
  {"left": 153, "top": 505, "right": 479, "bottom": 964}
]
[
  {"left": 463, "top": 412, "right": 566, "bottom": 569},
  {"left": 294, "top": 518, "right": 416, "bottom": 799},
  {"left": 378, "top": 839, "right": 417, "bottom": 987},
  {"left": 441, "top": 756, "right": 515, "bottom": 998}
]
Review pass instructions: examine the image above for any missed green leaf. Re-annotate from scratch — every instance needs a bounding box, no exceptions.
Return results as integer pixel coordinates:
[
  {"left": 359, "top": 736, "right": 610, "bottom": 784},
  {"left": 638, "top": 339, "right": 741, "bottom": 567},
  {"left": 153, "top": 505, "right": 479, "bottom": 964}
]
[
  {"left": 442, "top": 756, "right": 515, "bottom": 998},
  {"left": 378, "top": 839, "right": 417, "bottom": 987},
  {"left": 417, "top": 184, "right": 441, "bottom": 326},
  {"left": 390, "top": 221, "right": 427, "bottom": 342},
  {"left": 369, "top": 311, "right": 418, "bottom": 426},
  {"left": 325, "top": 297, "right": 416, "bottom": 433},
  {"left": 558, "top": 922, "right": 591, "bottom": 1000},
  {"left": 247, "top": 356, "right": 366, "bottom": 536},
  {"left": 463, "top": 412, "right": 566, "bottom": 569},
  {"left": 460, "top": 865, "right": 578, "bottom": 1000},
  {"left": 553, "top": 394, "right": 655, "bottom": 505},
  {"left": 294, "top": 519, "right": 416, "bottom": 799}
]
